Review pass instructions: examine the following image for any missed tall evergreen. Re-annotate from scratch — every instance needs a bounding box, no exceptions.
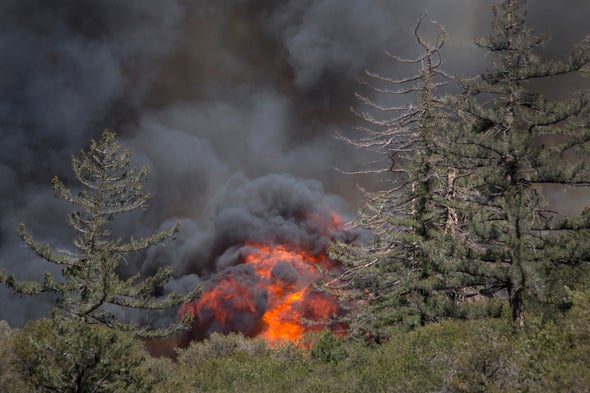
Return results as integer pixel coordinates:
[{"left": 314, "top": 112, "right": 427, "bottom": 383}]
[
  {"left": 0, "top": 129, "right": 199, "bottom": 336},
  {"left": 334, "top": 0, "right": 590, "bottom": 336},
  {"left": 446, "top": 0, "right": 590, "bottom": 326},
  {"left": 330, "top": 16, "right": 465, "bottom": 337}
]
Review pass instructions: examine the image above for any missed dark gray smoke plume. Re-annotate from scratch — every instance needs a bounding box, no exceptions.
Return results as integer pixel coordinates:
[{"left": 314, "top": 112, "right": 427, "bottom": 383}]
[
  {"left": 167, "top": 173, "right": 353, "bottom": 341},
  {"left": 1, "top": 0, "right": 588, "bottom": 327}
]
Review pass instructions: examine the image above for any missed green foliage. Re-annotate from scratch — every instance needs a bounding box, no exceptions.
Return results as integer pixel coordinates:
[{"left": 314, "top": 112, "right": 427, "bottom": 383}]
[
  {"left": 11, "top": 316, "right": 159, "bottom": 393},
  {"left": 330, "top": 14, "right": 467, "bottom": 336},
  {"left": 447, "top": 0, "right": 590, "bottom": 326},
  {"left": 309, "top": 331, "right": 348, "bottom": 364},
  {"left": 157, "top": 333, "right": 307, "bottom": 393},
  {"left": 177, "top": 332, "right": 272, "bottom": 363},
  {"left": 0, "top": 129, "right": 200, "bottom": 336},
  {"left": 0, "top": 321, "right": 34, "bottom": 393},
  {"left": 334, "top": 0, "right": 590, "bottom": 336},
  {"left": 150, "top": 296, "right": 590, "bottom": 392},
  {"left": 514, "top": 286, "right": 590, "bottom": 392},
  {"left": 5, "top": 281, "right": 584, "bottom": 393}
]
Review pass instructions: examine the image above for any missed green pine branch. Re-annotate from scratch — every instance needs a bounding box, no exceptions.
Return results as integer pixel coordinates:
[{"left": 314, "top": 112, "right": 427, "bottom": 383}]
[{"left": 1, "top": 129, "right": 200, "bottom": 337}]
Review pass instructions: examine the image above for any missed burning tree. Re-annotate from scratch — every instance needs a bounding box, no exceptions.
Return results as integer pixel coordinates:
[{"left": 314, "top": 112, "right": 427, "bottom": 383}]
[{"left": 0, "top": 129, "right": 199, "bottom": 337}]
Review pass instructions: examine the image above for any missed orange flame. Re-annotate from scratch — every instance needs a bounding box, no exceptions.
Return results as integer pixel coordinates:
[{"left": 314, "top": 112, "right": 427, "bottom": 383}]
[{"left": 179, "top": 212, "right": 349, "bottom": 346}]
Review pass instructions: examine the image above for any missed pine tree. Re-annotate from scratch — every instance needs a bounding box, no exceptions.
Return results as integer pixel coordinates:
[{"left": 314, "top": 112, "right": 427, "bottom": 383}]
[
  {"left": 330, "top": 16, "right": 468, "bottom": 337},
  {"left": 333, "top": 1, "right": 590, "bottom": 336},
  {"left": 447, "top": 0, "right": 590, "bottom": 326},
  {"left": 0, "top": 129, "right": 199, "bottom": 336}
]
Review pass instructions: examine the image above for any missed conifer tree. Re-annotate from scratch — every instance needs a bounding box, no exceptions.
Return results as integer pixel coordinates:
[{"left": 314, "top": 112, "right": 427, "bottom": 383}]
[
  {"left": 446, "top": 0, "right": 590, "bottom": 326},
  {"left": 0, "top": 129, "right": 199, "bottom": 336},
  {"left": 334, "top": 1, "right": 590, "bottom": 335},
  {"left": 330, "top": 16, "right": 467, "bottom": 337}
]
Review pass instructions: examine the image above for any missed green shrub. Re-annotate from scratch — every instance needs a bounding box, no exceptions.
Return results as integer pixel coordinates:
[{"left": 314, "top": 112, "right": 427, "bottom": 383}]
[
  {"left": 13, "top": 317, "right": 159, "bottom": 393},
  {"left": 310, "top": 331, "right": 348, "bottom": 364},
  {"left": 515, "top": 287, "right": 590, "bottom": 392},
  {"left": 177, "top": 332, "right": 271, "bottom": 364},
  {"left": 0, "top": 321, "right": 33, "bottom": 393},
  {"left": 151, "top": 309, "right": 590, "bottom": 393}
]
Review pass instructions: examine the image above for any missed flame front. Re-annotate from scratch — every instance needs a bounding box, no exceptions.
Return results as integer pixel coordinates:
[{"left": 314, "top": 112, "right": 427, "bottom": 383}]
[
  {"left": 254, "top": 238, "right": 349, "bottom": 343},
  {"left": 180, "top": 241, "right": 344, "bottom": 345}
]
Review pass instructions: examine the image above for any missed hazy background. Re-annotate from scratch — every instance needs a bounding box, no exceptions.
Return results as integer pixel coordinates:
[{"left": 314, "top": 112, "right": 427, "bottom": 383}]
[{"left": 1, "top": 0, "right": 588, "bottom": 327}]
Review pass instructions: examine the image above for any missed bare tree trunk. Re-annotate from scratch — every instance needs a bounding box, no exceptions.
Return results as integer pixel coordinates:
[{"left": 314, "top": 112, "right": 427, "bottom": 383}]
[
  {"left": 508, "top": 285, "right": 524, "bottom": 328},
  {"left": 445, "top": 167, "right": 458, "bottom": 234}
]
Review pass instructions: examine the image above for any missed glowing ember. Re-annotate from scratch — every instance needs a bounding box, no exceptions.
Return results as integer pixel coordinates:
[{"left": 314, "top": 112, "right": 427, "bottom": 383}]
[{"left": 179, "top": 212, "right": 350, "bottom": 346}]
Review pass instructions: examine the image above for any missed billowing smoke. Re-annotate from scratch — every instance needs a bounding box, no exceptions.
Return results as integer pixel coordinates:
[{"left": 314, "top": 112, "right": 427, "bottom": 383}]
[
  {"left": 139, "top": 173, "right": 351, "bottom": 284},
  {"left": 1, "top": 0, "right": 588, "bottom": 327},
  {"left": 171, "top": 173, "right": 354, "bottom": 343}
]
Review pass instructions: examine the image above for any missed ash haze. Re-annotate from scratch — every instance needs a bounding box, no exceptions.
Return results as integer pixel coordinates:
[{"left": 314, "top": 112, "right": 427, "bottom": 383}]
[{"left": 0, "top": 0, "right": 588, "bottom": 327}]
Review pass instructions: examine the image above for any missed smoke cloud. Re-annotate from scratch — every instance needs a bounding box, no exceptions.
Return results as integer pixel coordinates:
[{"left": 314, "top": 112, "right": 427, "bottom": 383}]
[{"left": 1, "top": 0, "right": 588, "bottom": 327}]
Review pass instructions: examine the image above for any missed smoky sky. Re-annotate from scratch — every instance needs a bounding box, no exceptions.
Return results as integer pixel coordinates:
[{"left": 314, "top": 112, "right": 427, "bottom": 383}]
[{"left": 1, "top": 0, "right": 589, "bottom": 327}]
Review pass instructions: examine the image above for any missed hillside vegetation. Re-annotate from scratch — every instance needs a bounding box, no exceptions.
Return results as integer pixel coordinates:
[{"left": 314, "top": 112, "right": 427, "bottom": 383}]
[{"left": 1, "top": 1, "right": 590, "bottom": 392}]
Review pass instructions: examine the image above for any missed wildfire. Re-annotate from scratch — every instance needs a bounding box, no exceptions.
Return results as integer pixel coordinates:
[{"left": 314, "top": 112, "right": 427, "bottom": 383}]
[{"left": 179, "top": 212, "right": 349, "bottom": 346}]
